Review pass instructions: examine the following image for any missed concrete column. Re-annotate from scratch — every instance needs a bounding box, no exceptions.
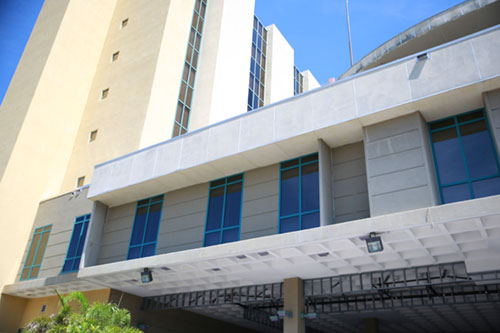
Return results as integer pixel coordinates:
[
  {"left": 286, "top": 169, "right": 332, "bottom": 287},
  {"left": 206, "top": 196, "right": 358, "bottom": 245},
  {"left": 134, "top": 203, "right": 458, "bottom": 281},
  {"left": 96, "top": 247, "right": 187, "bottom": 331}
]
[
  {"left": 483, "top": 89, "right": 500, "bottom": 158},
  {"left": 318, "top": 139, "right": 334, "bottom": 226},
  {"left": 302, "top": 70, "right": 320, "bottom": 92},
  {"left": 81, "top": 201, "right": 108, "bottom": 268},
  {"left": 283, "top": 277, "right": 305, "bottom": 333},
  {"left": 363, "top": 112, "right": 439, "bottom": 216},
  {"left": 363, "top": 318, "right": 379, "bottom": 333},
  {"left": 265, "top": 24, "right": 294, "bottom": 105}
]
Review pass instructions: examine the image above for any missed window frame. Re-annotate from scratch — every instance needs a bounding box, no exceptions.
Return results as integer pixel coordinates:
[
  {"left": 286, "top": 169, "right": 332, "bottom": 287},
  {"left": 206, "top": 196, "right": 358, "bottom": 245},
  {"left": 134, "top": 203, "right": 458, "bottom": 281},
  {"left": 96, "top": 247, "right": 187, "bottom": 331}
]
[
  {"left": 61, "top": 214, "right": 90, "bottom": 273},
  {"left": 247, "top": 15, "right": 267, "bottom": 112},
  {"left": 127, "top": 195, "right": 164, "bottom": 260},
  {"left": 20, "top": 225, "right": 52, "bottom": 281},
  {"left": 172, "top": 0, "right": 208, "bottom": 137},
  {"left": 278, "top": 153, "right": 320, "bottom": 233},
  {"left": 203, "top": 174, "right": 244, "bottom": 247},
  {"left": 428, "top": 108, "right": 500, "bottom": 204}
]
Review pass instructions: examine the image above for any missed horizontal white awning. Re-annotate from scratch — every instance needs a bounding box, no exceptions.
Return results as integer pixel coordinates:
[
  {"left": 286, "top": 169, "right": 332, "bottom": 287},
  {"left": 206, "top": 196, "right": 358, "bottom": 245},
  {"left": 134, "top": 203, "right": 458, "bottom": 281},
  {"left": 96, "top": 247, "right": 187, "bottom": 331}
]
[
  {"left": 73, "top": 195, "right": 500, "bottom": 298},
  {"left": 3, "top": 273, "right": 103, "bottom": 299},
  {"left": 6, "top": 195, "right": 500, "bottom": 299}
]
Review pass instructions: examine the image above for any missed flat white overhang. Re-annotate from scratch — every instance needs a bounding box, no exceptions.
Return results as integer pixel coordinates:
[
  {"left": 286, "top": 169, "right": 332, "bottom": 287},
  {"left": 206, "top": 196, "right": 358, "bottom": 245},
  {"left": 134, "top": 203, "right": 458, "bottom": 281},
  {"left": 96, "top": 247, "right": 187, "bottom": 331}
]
[
  {"left": 74, "top": 195, "right": 500, "bottom": 298},
  {"left": 3, "top": 273, "right": 103, "bottom": 299},
  {"left": 88, "top": 26, "right": 500, "bottom": 207}
]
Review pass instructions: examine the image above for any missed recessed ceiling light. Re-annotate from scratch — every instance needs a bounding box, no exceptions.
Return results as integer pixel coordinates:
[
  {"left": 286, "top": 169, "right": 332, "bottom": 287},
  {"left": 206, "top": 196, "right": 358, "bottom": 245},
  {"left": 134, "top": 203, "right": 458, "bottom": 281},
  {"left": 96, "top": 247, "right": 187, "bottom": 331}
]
[
  {"left": 236, "top": 255, "right": 247, "bottom": 259},
  {"left": 258, "top": 251, "right": 269, "bottom": 256}
]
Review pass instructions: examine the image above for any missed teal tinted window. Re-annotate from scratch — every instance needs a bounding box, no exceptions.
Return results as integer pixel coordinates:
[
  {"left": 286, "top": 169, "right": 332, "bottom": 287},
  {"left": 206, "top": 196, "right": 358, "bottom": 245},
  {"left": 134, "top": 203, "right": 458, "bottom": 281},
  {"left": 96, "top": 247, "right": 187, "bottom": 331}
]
[
  {"left": 172, "top": 0, "right": 207, "bottom": 137},
  {"left": 279, "top": 154, "right": 320, "bottom": 233},
  {"left": 20, "top": 225, "right": 52, "bottom": 280},
  {"left": 128, "top": 195, "right": 164, "bottom": 259},
  {"left": 429, "top": 109, "right": 500, "bottom": 204},
  {"left": 62, "top": 214, "right": 90, "bottom": 273},
  {"left": 247, "top": 16, "right": 267, "bottom": 111},
  {"left": 204, "top": 174, "right": 244, "bottom": 246}
]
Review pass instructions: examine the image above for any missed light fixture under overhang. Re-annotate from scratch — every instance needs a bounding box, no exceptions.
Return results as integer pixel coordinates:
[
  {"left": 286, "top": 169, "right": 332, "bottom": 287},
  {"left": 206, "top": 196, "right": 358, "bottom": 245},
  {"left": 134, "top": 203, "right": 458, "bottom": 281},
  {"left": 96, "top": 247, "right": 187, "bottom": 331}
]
[
  {"left": 141, "top": 268, "right": 153, "bottom": 283},
  {"left": 359, "top": 232, "right": 384, "bottom": 253},
  {"left": 366, "top": 232, "right": 383, "bottom": 253}
]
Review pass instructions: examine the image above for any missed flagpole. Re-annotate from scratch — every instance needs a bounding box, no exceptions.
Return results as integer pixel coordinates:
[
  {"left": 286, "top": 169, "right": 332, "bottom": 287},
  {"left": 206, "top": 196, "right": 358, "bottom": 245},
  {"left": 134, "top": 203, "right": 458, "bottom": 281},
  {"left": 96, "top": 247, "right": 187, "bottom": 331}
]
[{"left": 346, "top": 0, "right": 354, "bottom": 66}]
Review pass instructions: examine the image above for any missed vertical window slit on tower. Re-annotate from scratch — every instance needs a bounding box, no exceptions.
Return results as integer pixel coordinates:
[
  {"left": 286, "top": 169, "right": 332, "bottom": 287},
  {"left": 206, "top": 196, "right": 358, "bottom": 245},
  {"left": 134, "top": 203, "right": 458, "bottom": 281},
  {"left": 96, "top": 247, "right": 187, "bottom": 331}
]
[
  {"left": 172, "top": 0, "right": 207, "bottom": 138},
  {"left": 294, "top": 66, "right": 304, "bottom": 95},
  {"left": 247, "top": 16, "right": 267, "bottom": 111}
]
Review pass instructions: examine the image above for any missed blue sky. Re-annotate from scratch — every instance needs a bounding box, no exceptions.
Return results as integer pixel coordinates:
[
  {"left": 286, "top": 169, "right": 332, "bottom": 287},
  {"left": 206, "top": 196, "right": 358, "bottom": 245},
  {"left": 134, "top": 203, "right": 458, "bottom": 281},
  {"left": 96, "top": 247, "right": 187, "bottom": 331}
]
[
  {"left": 0, "top": 0, "right": 44, "bottom": 106},
  {"left": 255, "top": 0, "right": 464, "bottom": 84},
  {"left": 0, "top": 0, "right": 466, "bottom": 105}
]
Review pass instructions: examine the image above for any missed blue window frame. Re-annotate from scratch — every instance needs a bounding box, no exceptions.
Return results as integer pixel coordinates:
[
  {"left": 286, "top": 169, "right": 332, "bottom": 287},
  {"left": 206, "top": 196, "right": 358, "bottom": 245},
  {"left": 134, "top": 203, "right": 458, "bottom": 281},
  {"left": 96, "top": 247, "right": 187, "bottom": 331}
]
[
  {"left": 429, "top": 109, "right": 500, "bottom": 204},
  {"left": 20, "top": 225, "right": 52, "bottom": 280},
  {"left": 204, "top": 174, "right": 244, "bottom": 246},
  {"left": 62, "top": 214, "right": 90, "bottom": 273},
  {"left": 172, "top": 0, "right": 207, "bottom": 137},
  {"left": 247, "top": 16, "right": 267, "bottom": 111},
  {"left": 127, "top": 195, "right": 164, "bottom": 259},
  {"left": 294, "top": 66, "right": 304, "bottom": 95},
  {"left": 279, "top": 153, "right": 320, "bottom": 233}
]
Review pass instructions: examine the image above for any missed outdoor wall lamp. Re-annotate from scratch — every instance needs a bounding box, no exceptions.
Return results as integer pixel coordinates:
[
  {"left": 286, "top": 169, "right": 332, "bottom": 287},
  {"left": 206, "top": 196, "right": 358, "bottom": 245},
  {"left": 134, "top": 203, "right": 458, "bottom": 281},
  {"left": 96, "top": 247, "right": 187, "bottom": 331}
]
[
  {"left": 365, "top": 232, "right": 384, "bottom": 253},
  {"left": 141, "top": 268, "right": 153, "bottom": 283}
]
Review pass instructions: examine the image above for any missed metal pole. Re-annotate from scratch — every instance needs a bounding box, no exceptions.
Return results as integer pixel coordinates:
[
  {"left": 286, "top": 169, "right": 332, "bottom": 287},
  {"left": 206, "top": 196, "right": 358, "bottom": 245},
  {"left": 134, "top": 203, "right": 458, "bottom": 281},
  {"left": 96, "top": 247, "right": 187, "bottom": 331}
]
[{"left": 345, "top": 0, "right": 354, "bottom": 66}]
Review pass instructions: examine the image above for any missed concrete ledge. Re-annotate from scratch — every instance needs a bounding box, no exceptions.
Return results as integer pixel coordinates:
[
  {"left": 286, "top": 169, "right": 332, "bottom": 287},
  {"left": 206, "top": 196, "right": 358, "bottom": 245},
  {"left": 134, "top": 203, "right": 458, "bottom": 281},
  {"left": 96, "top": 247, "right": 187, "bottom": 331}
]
[
  {"left": 88, "top": 26, "right": 500, "bottom": 207},
  {"left": 340, "top": 0, "right": 500, "bottom": 79}
]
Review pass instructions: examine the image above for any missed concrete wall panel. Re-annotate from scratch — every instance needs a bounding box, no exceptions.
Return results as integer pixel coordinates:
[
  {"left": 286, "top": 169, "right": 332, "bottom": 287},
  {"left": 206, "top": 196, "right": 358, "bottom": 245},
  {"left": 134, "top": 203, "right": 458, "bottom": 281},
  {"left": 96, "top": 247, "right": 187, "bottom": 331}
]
[
  {"left": 312, "top": 81, "right": 356, "bottom": 129},
  {"left": 484, "top": 89, "right": 500, "bottom": 159},
  {"left": 15, "top": 188, "right": 94, "bottom": 280},
  {"left": 241, "top": 165, "right": 279, "bottom": 240},
  {"left": 364, "top": 113, "right": 439, "bottom": 216},
  {"left": 471, "top": 28, "right": 500, "bottom": 79},
  {"left": 409, "top": 41, "right": 480, "bottom": 99},
  {"left": 332, "top": 142, "right": 369, "bottom": 223},
  {"left": 355, "top": 62, "right": 411, "bottom": 115}
]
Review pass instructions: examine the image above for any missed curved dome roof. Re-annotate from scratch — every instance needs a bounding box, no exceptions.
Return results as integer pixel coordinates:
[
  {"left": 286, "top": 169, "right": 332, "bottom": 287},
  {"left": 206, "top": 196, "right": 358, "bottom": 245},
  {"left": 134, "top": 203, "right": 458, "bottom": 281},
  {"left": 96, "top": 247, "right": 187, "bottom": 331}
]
[{"left": 340, "top": 0, "right": 500, "bottom": 79}]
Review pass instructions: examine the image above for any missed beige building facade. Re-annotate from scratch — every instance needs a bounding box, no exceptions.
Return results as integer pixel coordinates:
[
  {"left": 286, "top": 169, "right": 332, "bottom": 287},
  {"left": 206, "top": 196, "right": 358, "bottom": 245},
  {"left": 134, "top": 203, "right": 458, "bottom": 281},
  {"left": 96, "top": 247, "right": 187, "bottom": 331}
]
[
  {"left": 2, "top": 0, "right": 500, "bottom": 332},
  {"left": 0, "top": 0, "right": 319, "bottom": 331}
]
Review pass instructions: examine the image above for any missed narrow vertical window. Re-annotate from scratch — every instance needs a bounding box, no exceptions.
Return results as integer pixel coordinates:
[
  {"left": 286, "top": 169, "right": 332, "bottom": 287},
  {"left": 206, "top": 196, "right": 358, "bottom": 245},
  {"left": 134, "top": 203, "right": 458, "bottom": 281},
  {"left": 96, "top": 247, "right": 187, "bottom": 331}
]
[
  {"left": 101, "top": 88, "right": 109, "bottom": 99},
  {"left": 172, "top": 0, "right": 208, "bottom": 138},
  {"left": 62, "top": 214, "right": 90, "bottom": 273},
  {"left": 247, "top": 16, "right": 267, "bottom": 111},
  {"left": 20, "top": 225, "right": 52, "bottom": 280},
  {"left": 121, "top": 18, "right": 128, "bottom": 28},
  {"left": 429, "top": 109, "right": 500, "bottom": 204},
  {"left": 89, "top": 130, "right": 98, "bottom": 142},
  {"left": 204, "top": 174, "right": 244, "bottom": 246},
  {"left": 112, "top": 51, "right": 119, "bottom": 62},
  {"left": 279, "top": 154, "right": 320, "bottom": 233},
  {"left": 128, "top": 195, "right": 164, "bottom": 259},
  {"left": 77, "top": 176, "right": 85, "bottom": 188},
  {"left": 294, "top": 66, "right": 304, "bottom": 95}
]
